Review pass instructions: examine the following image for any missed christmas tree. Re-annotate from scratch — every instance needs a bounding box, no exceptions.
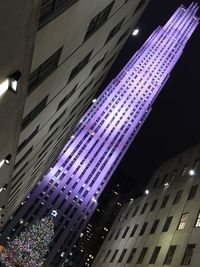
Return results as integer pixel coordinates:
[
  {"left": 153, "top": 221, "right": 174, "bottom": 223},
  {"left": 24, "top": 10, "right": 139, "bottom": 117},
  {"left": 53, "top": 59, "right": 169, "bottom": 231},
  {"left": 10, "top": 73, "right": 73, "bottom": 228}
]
[{"left": 0, "top": 216, "right": 54, "bottom": 267}]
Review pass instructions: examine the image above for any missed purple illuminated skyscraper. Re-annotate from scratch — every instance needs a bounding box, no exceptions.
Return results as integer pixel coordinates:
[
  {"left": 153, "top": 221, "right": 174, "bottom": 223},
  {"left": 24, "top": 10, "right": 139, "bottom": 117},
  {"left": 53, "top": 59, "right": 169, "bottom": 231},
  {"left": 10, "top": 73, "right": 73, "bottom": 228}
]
[{"left": 1, "top": 3, "right": 199, "bottom": 266}]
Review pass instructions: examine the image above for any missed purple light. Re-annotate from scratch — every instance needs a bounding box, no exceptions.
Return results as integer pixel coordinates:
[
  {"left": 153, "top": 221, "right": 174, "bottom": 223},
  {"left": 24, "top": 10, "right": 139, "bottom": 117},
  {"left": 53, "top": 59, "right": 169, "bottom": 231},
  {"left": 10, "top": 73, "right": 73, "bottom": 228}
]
[{"left": 3, "top": 3, "right": 199, "bottom": 265}]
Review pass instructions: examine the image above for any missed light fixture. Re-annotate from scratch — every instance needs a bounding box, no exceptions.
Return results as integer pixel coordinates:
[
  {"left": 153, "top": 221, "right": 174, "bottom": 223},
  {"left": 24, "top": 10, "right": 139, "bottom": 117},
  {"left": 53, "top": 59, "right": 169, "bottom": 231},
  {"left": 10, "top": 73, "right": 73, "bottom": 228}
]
[
  {"left": 5, "top": 154, "right": 11, "bottom": 165},
  {"left": 9, "top": 71, "right": 21, "bottom": 93},
  {"left": 189, "top": 169, "right": 195, "bottom": 176},
  {"left": 132, "top": 28, "right": 139, "bottom": 36},
  {"left": 0, "top": 79, "right": 9, "bottom": 97},
  {"left": 145, "top": 189, "right": 149, "bottom": 195},
  {"left": 0, "top": 160, "right": 5, "bottom": 168},
  {"left": 92, "top": 99, "right": 97, "bottom": 103},
  {"left": 164, "top": 182, "right": 169, "bottom": 187}
]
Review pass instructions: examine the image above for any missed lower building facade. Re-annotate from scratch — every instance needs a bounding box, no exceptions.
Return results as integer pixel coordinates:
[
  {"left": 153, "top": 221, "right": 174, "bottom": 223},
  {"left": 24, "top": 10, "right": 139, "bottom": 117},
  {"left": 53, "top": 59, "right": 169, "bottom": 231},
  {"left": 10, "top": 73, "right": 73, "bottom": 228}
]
[{"left": 92, "top": 143, "right": 200, "bottom": 267}]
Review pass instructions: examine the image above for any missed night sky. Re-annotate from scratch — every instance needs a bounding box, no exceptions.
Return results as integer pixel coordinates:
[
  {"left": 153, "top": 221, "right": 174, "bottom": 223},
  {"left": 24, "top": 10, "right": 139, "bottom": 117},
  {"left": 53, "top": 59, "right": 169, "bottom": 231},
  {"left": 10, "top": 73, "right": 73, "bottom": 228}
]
[{"left": 99, "top": 0, "right": 200, "bottom": 199}]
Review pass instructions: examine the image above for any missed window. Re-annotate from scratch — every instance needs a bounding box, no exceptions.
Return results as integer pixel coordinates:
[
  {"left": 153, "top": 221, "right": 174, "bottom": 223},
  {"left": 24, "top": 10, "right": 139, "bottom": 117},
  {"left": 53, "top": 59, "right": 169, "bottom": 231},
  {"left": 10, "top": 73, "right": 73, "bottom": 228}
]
[
  {"left": 118, "top": 249, "right": 127, "bottom": 263},
  {"left": 21, "top": 96, "right": 48, "bottom": 130},
  {"left": 132, "top": 206, "right": 139, "bottom": 217},
  {"left": 115, "top": 228, "right": 121, "bottom": 240},
  {"left": 133, "top": 0, "right": 146, "bottom": 16},
  {"left": 195, "top": 211, "right": 200, "bottom": 227},
  {"left": 162, "top": 216, "right": 173, "bottom": 232},
  {"left": 103, "top": 250, "right": 111, "bottom": 263},
  {"left": 150, "top": 219, "right": 159, "bottom": 234},
  {"left": 57, "top": 85, "right": 77, "bottom": 111},
  {"left": 84, "top": 1, "right": 114, "bottom": 40},
  {"left": 181, "top": 244, "right": 196, "bottom": 265},
  {"left": 139, "top": 222, "right": 148, "bottom": 236},
  {"left": 49, "top": 110, "right": 66, "bottom": 131},
  {"left": 17, "top": 126, "right": 39, "bottom": 153},
  {"left": 14, "top": 146, "right": 33, "bottom": 169},
  {"left": 140, "top": 203, "right": 148, "bottom": 214},
  {"left": 137, "top": 247, "right": 148, "bottom": 264},
  {"left": 160, "top": 195, "right": 169, "bottom": 208},
  {"left": 130, "top": 224, "right": 138, "bottom": 237},
  {"left": 110, "top": 249, "right": 119, "bottom": 263},
  {"left": 178, "top": 213, "right": 188, "bottom": 230},
  {"left": 170, "top": 170, "right": 177, "bottom": 181},
  {"left": 181, "top": 166, "right": 188, "bottom": 176},
  {"left": 163, "top": 245, "right": 177, "bottom": 265},
  {"left": 68, "top": 51, "right": 93, "bottom": 82},
  {"left": 153, "top": 177, "right": 159, "bottom": 188},
  {"left": 126, "top": 248, "right": 137, "bottom": 263},
  {"left": 187, "top": 185, "right": 198, "bottom": 200},
  {"left": 150, "top": 199, "right": 158, "bottom": 211},
  {"left": 90, "top": 53, "right": 107, "bottom": 74},
  {"left": 116, "top": 28, "right": 130, "bottom": 46},
  {"left": 39, "top": 0, "right": 79, "bottom": 29},
  {"left": 108, "top": 230, "right": 114, "bottom": 241},
  {"left": 149, "top": 246, "right": 161, "bottom": 264},
  {"left": 173, "top": 190, "right": 182, "bottom": 204},
  {"left": 28, "top": 48, "right": 62, "bottom": 94},
  {"left": 105, "top": 18, "right": 124, "bottom": 44},
  {"left": 122, "top": 226, "right": 130, "bottom": 239}
]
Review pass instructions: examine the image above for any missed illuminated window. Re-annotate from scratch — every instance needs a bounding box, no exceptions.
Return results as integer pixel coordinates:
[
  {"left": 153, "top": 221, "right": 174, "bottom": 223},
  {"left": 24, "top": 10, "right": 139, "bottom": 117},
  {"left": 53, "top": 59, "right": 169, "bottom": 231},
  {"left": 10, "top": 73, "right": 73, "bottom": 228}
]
[
  {"left": 178, "top": 213, "right": 188, "bottom": 230},
  {"left": 195, "top": 211, "right": 200, "bottom": 227}
]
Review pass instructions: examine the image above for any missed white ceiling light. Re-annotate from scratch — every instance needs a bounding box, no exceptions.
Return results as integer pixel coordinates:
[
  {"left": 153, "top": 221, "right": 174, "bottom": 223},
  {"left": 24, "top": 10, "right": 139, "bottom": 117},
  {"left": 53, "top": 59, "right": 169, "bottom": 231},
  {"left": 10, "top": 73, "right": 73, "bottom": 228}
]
[
  {"left": 189, "top": 169, "right": 195, "bottom": 176},
  {"left": 0, "top": 79, "right": 9, "bottom": 97},
  {"left": 132, "top": 29, "right": 139, "bottom": 36}
]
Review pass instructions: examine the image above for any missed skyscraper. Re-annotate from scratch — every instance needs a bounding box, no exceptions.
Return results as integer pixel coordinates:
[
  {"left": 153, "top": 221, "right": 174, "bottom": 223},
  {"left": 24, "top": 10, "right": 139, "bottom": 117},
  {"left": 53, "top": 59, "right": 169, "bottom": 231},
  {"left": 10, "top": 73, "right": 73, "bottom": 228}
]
[
  {"left": 0, "top": 0, "right": 148, "bottom": 226},
  {"left": 1, "top": 3, "right": 199, "bottom": 266}
]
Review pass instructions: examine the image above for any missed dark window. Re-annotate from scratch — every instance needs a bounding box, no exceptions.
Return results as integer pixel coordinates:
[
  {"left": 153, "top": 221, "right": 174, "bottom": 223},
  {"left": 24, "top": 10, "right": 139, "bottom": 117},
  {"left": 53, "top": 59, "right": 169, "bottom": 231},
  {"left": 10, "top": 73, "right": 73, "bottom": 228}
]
[
  {"left": 163, "top": 245, "right": 177, "bottom": 265},
  {"left": 21, "top": 96, "right": 48, "bottom": 130},
  {"left": 187, "top": 185, "right": 198, "bottom": 200},
  {"left": 116, "top": 28, "right": 130, "bottom": 46},
  {"left": 108, "top": 230, "right": 114, "bottom": 241},
  {"left": 122, "top": 226, "right": 130, "bottom": 239},
  {"left": 173, "top": 190, "right": 182, "bottom": 204},
  {"left": 52, "top": 194, "right": 60, "bottom": 205},
  {"left": 39, "top": 0, "right": 79, "bottom": 29},
  {"left": 105, "top": 18, "right": 124, "bottom": 44},
  {"left": 103, "top": 54, "right": 116, "bottom": 70},
  {"left": 118, "top": 249, "right": 127, "bottom": 263},
  {"left": 132, "top": 206, "right": 139, "bottom": 217},
  {"left": 133, "top": 0, "right": 146, "bottom": 16},
  {"left": 150, "top": 219, "right": 159, "bottom": 234},
  {"left": 90, "top": 53, "right": 107, "bottom": 74},
  {"left": 57, "top": 85, "right": 77, "bottom": 111},
  {"left": 126, "top": 248, "right": 137, "bottom": 263},
  {"left": 149, "top": 246, "right": 161, "bottom": 264},
  {"left": 49, "top": 110, "right": 66, "bottom": 131},
  {"left": 162, "top": 216, "right": 173, "bottom": 232},
  {"left": 84, "top": 1, "right": 114, "bottom": 40},
  {"left": 150, "top": 199, "right": 158, "bottom": 211},
  {"left": 161, "top": 174, "right": 168, "bottom": 184},
  {"left": 17, "top": 126, "right": 39, "bottom": 153},
  {"left": 137, "top": 247, "right": 148, "bottom": 264},
  {"left": 14, "top": 146, "right": 33, "bottom": 169},
  {"left": 181, "top": 244, "right": 196, "bottom": 265},
  {"left": 139, "top": 222, "right": 148, "bottom": 236},
  {"left": 140, "top": 203, "right": 148, "bottom": 214},
  {"left": 103, "top": 250, "right": 112, "bottom": 263},
  {"left": 28, "top": 48, "right": 62, "bottom": 94},
  {"left": 115, "top": 228, "right": 121, "bottom": 240},
  {"left": 110, "top": 249, "right": 119, "bottom": 263},
  {"left": 153, "top": 177, "right": 159, "bottom": 188},
  {"left": 43, "top": 127, "right": 59, "bottom": 146},
  {"left": 68, "top": 51, "right": 93, "bottom": 82},
  {"left": 160, "top": 195, "right": 169, "bottom": 208},
  {"left": 130, "top": 224, "right": 138, "bottom": 237}
]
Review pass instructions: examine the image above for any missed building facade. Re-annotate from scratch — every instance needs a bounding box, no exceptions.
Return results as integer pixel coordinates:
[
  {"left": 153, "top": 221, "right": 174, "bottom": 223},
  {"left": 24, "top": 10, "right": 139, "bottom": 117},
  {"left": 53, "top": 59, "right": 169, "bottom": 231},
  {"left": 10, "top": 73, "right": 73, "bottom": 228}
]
[
  {"left": 0, "top": 2, "right": 199, "bottom": 266},
  {"left": 0, "top": 0, "right": 149, "bottom": 227},
  {"left": 92, "top": 143, "right": 200, "bottom": 267}
]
